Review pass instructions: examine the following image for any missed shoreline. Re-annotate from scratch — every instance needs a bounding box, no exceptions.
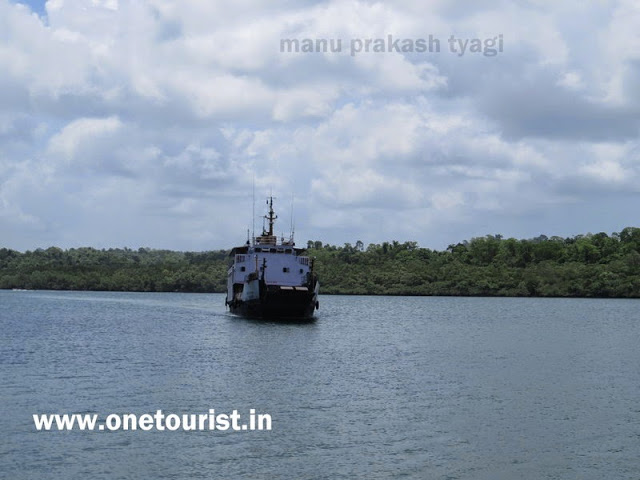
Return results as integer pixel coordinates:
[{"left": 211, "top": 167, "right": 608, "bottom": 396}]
[{"left": 4, "top": 287, "right": 639, "bottom": 300}]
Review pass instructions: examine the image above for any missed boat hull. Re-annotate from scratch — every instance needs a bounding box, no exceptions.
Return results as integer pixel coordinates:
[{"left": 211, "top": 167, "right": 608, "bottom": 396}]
[{"left": 228, "top": 283, "right": 319, "bottom": 320}]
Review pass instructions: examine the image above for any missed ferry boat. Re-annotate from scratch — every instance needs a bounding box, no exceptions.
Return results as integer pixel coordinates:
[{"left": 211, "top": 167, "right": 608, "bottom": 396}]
[{"left": 225, "top": 197, "right": 319, "bottom": 319}]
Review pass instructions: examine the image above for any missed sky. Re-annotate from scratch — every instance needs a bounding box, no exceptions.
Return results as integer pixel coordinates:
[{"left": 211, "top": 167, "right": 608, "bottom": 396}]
[{"left": 1, "top": 0, "right": 639, "bottom": 252}]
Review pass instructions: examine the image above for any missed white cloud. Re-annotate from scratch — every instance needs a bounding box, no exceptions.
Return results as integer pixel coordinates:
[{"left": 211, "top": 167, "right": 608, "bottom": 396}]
[
  {"left": 1, "top": 0, "right": 639, "bottom": 251},
  {"left": 48, "top": 116, "right": 123, "bottom": 163},
  {"left": 581, "top": 159, "right": 626, "bottom": 183},
  {"left": 557, "top": 71, "right": 584, "bottom": 90}
]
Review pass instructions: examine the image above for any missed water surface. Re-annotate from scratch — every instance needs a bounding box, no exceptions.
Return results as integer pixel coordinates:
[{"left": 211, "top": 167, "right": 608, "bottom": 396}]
[{"left": 1, "top": 291, "right": 639, "bottom": 479}]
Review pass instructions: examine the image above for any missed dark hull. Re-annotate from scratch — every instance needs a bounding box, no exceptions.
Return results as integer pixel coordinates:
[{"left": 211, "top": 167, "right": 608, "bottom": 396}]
[{"left": 228, "top": 286, "right": 318, "bottom": 320}]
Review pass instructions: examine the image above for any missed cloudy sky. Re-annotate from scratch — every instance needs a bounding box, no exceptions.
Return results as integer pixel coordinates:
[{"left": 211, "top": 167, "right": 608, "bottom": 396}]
[{"left": 1, "top": 0, "right": 639, "bottom": 252}]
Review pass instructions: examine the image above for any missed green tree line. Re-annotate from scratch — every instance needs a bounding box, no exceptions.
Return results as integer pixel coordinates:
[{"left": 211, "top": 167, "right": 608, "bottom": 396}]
[
  {"left": 0, "top": 247, "right": 228, "bottom": 293},
  {"left": 1, "top": 227, "right": 640, "bottom": 297},
  {"left": 306, "top": 227, "right": 640, "bottom": 297}
]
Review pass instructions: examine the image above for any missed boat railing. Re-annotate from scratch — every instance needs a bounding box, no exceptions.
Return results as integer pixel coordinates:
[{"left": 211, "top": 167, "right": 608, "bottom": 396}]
[{"left": 255, "top": 235, "right": 277, "bottom": 246}]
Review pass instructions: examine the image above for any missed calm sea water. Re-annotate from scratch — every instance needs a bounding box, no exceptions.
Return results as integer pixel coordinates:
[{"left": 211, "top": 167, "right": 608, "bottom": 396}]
[{"left": 1, "top": 290, "right": 639, "bottom": 479}]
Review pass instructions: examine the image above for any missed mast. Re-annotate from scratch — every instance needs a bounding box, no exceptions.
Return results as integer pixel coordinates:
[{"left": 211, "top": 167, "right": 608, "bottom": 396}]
[{"left": 264, "top": 196, "right": 277, "bottom": 236}]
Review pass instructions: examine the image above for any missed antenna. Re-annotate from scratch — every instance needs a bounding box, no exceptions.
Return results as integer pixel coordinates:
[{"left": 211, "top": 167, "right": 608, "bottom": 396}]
[
  {"left": 251, "top": 176, "right": 255, "bottom": 246},
  {"left": 289, "top": 194, "right": 295, "bottom": 243}
]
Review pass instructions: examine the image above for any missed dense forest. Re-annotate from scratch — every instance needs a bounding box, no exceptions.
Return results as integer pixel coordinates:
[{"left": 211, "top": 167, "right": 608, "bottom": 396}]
[
  {"left": 0, "top": 248, "right": 229, "bottom": 293},
  {"left": 1, "top": 227, "right": 640, "bottom": 297}
]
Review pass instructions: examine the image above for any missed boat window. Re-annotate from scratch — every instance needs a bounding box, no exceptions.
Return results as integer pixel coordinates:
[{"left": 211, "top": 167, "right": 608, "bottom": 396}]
[
  {"left": 240, "top": 266, "right": 246, "bottom": 272},
  {"left": 270, "top": 248, "right": 277, "bottom": 253},
  {"left": 299, "top": 268, "right": 303, "bottom": 274},
  {"left": 283, "top": 267, "right": 290, "bottom": 273}
]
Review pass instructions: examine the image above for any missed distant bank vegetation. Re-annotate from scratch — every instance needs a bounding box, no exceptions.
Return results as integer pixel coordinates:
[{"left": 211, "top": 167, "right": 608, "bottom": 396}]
[{"left": 1, "top": 227, "right": 640, "bottom": 298}]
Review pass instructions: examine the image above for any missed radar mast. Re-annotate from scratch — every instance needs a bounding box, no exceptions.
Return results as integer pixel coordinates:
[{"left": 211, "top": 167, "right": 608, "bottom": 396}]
[{"left": 264, "top": 196, "right": 277, "bottom": 236}]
